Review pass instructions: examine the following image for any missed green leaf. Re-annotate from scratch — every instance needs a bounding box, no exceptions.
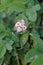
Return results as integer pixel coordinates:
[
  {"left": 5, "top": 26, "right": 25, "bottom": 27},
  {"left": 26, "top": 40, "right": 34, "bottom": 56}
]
[
  {"left": 30, "top": 55, "right": 43, "bottom": 65},
  {"left": 0, "top": 23, "right": 6, "bottom": 33},
  {"left": 0, "top": 23, "right": 6, "bottom": 40},
  {"left": 30, "top": 33, "right": 43, "bottom": 52},
  {"left": 0, "top": 33, "right": 6, "bottom": 40},
  {"left": 0, "top": 41, "right": 6, "bottom": 58},
  {"left": 26, "top": 4, "right": 41, "bottom": 22},
  {"left": 5, "top": 39, "right": 13, "bottom": 50},
  {"left": 16, "top": 13, "right": 28, "bottom": 25},
  {"left": 12, "top": 33, "right": 19, "bottom": 47},
  {"left": 20, "top": 33, "right": 28, "bottom": 47},
  {"left": 33, "top": 4, "right": 41, "bottom": 11},
  {"left": 0, "top": 58, "right": 4, "bottom": 65},
  {"left": 16, "top": 0, "right": 29, "bottom": 4},
  {"left": 0, "top": 0, "right": 26, "bottom": 13},
  {"left": 28, "top": 0, "right": 34, "bottom": 8},
  {"left": 1, "top": 0, "right": 13, "bottom": 4},
  {"left": 24, "top": 48, "right": 41, "bottom": 63},
  {"left": 0, "top": 39, "right": 13, "bottom": 59},
  {"left": 26, "top": 8, "right": 37, "bottom": 22}
]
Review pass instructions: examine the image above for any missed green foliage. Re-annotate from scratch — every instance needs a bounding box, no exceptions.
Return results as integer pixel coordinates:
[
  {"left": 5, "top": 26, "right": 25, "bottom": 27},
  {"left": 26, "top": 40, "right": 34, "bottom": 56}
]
[
  {"left": 30, "top": 55, "right": 43, "bottom": 65},
  {"left": 26, "top": 4, "right": 41, "bottom": 22},
  {"left": 24, "top": 48, "right": 41, "bottom": 63},
  {"left": 0, "top": 0, "right": 43, "bottom": 65}
]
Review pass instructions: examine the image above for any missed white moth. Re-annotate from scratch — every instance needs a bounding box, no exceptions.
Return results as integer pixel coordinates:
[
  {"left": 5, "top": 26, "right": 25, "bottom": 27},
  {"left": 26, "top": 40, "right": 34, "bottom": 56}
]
[{"left": 14, "top": 19, "right": 27, "bottom": 32}]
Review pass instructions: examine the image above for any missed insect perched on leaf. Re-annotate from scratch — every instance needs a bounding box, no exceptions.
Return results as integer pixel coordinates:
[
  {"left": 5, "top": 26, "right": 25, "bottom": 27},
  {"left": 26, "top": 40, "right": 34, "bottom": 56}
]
[{"left": 14, "top": 19, "right": 27, "bottom": 32}]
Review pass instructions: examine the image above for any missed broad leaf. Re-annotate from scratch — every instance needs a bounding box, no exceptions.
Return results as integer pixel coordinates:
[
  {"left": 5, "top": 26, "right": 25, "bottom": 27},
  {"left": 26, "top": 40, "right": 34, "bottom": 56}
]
[
  {"left": 30, "top": 55, "right": 43, "bottom": 65},
  {"left": 0, "top": 0, "right": 26, "bottom": 13},
  {"left": 24, "top": 48, "right": 41, "bottom": 63}
]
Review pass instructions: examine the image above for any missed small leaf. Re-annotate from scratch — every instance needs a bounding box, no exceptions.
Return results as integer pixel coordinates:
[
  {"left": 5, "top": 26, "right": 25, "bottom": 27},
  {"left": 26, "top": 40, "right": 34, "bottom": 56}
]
[
  {"left": 33, "top": 4, "right": 41, "bottom": 11},
  {"left": 0, "top": 41, "right": 6, "bottom": 58},
  {"left": 0, "top": 23, "right": 6, "bottom": 33},
  {"left": 26, "top": 8, "right": 37, "bottom": 22},
  {"left": 21, "top": 60, "right": 27, "bottom": 65},
  {"left": 0, "top": 33, "right": 6, "bottom": 40},
  {"left": 5, "top": 39, "right": 14, "bottom": 50},
  {"left": 20, "top": 33, "right": 28, "bottom": 47}
]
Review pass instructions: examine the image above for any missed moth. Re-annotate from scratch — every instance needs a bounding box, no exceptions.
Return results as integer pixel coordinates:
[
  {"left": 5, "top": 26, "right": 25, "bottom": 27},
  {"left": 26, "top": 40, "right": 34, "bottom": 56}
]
[{"left": 14, "top": 19, "right": 27, "bottom": 32}]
